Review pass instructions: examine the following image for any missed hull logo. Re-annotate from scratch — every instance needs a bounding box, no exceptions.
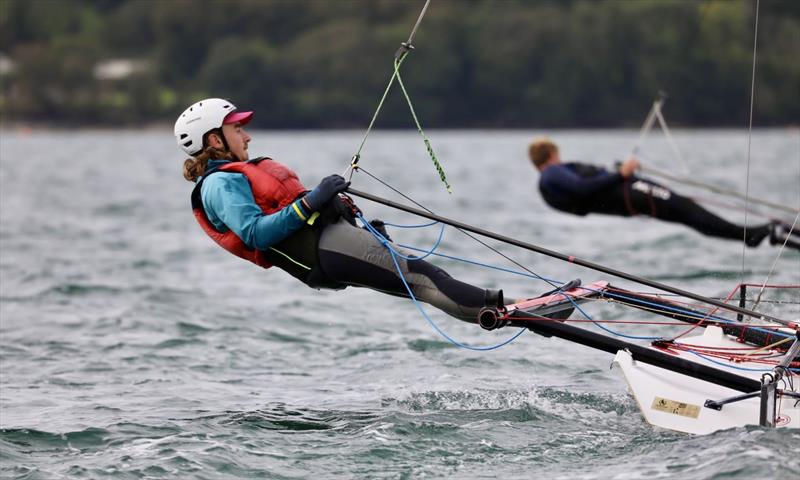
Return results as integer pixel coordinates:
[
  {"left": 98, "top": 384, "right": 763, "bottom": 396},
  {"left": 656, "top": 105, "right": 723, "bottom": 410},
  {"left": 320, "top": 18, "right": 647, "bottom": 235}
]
[{"left": 651, "top": 396, "right": 700, "bottom": 419}]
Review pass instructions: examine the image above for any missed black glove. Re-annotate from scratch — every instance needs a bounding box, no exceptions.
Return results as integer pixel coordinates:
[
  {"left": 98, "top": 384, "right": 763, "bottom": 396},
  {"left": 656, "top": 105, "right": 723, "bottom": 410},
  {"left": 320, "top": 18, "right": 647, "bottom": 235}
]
[
  {"left": 367, "top": 219, "right": 392, "bottom": 241},
  {"left": 303, "top": 174, "right": 350, "bottom": 212}
]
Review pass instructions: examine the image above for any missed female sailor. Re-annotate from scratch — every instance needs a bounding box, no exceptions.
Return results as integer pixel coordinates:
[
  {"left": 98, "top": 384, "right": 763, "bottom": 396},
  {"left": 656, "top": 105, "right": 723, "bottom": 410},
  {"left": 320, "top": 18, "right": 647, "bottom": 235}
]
[{"left": 176, "top": 98, "right": 508, "bottom": 322}]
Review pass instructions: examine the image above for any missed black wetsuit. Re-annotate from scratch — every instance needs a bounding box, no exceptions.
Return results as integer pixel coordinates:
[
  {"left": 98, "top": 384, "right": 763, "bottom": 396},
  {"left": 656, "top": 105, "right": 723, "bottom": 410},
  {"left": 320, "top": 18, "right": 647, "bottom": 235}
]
[
  {"left": 252, "top": 197, "right": 501, "bottom": 323},
  {"left": 538, "top": 162, "right": 771, "bottom": 246},
  {"left": 316, "top": 219, "right": 496, "bottom": 322}
]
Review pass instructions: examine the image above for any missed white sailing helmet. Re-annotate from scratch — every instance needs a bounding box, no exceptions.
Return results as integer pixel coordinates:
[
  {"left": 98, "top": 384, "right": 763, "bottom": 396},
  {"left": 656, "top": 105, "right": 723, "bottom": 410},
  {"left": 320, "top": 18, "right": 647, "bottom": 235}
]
[{"left": 174, "top": 98, "right": 253, "bottom": 155}]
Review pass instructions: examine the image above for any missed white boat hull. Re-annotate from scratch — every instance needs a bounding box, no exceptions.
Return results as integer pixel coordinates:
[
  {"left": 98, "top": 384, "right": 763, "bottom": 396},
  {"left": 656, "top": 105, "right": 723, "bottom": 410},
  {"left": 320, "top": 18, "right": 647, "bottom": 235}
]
[{"left": 613, "top": 326, "right": 799, "bottom": 434}]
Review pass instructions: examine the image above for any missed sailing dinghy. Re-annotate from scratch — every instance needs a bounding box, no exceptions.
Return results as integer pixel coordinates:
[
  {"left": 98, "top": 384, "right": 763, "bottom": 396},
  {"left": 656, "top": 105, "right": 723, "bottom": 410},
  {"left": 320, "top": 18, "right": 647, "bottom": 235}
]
[
  {"left": 344, "top": 0, "right": 799, "bottom": 435},
  {"left": 349, "top": 188, "right": 799, "bottom": 435}
]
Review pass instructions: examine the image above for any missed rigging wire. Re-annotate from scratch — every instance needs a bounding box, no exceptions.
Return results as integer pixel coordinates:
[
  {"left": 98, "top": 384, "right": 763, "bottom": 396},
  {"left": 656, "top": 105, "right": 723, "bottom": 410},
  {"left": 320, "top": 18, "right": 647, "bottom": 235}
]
[
  {"left": 344, "top": 27, "right": 577, "bottom": 342},
  {"left": 351, "top": 0, "right": 429, "bottom": 160},
  {"left": 344, "top": 0, "right": 450, "bottom": 192},
  {"left": 354, "top": 194, "right": 796, "bottom": 354},
  {"left": 358, "top": 213, "right": 528, "bottom": 351},
  {"left": 682, "top": 194, "right": 785, "bottom": 223},
  {"left": 393, "top": 59, "right": 450, "bottom": 193},
  {"left": 740, "top": 0, "right": 760, "bottom": 285},
  {"left": 753, "top": 212, "right": 800, "bottom": 310},
  {"left": 378, "top": 221, "right": 794, "bottom": 341},
  {"left": 633, "top": 94, "right": 690, "bottom": 174},
  {"left": 740, "top": 0, "right": 800, "bottom": 313},
  {"left": 346, "top": 54, "right": 409, "bottom": 178},
  {"left": 632, "top": 95, "right": 661, "bottom": 157},
  {"left": 360, "top": 215, "right": 664, "bottom": 344},
  {"left": 631, "top": 1, "right": 712, "bottom": 173},
  {"left": 355, "top": 165, "right": 566, "bottom": 295},
  {"left": 688, "top": 350, "right": 799, "bottom": 374},
  {"left": 403, "top": 0, "right": 431, "bottom": 48},
  {"left": 345, "top": 0, "right": 798, "bottom": 361},
  {"left": 349, "top": 187, "right": 793, "bottom": 325},
  {"left": 636, "top": 162, "right": 799, "bottom": 216}
]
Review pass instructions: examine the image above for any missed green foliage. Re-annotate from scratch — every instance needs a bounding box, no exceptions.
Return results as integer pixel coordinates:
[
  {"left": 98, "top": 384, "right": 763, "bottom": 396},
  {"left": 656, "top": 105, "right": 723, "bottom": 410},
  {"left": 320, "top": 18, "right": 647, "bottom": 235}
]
[{"left": 1, "top": 0, "right": 798, "bottom": 127}]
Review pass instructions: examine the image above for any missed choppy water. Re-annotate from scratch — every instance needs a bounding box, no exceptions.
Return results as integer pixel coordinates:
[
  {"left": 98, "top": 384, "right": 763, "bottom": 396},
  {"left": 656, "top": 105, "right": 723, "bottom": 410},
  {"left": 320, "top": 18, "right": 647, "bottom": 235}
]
[{"left": 1, "top": 129, "right": 799, "bottom": 479}]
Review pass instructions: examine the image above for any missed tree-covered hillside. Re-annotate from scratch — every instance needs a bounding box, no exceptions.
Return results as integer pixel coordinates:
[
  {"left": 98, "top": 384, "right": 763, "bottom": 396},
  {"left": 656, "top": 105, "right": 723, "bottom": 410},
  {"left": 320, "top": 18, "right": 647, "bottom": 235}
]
[{"left": 1, "top": 0, "right": 798, "bottom": 127}]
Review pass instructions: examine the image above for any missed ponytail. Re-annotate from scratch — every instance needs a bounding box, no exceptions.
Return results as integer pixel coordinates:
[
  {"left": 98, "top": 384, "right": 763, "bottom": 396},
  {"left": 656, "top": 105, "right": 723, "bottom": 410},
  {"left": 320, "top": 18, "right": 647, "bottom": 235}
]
[{"left": 182, "top": 146, "right": 234, "bottom": 182}]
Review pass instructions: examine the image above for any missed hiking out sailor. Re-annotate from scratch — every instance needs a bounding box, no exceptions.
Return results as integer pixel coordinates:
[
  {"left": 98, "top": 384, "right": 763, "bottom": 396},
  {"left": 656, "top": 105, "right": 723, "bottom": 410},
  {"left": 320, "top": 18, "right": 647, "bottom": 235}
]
[
  {"left": 527, "top": 137, "right": 790, "bottom": 248},
  {"left": 175, "top": 98, "right": 512, "bottom": 322}
]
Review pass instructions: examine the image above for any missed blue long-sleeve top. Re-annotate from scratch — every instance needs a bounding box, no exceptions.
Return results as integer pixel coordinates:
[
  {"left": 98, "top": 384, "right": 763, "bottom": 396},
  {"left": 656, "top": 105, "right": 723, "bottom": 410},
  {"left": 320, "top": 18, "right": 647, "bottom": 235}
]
[
  {"left": 539, "top": 162, "right": 623, "bottom": 197},
  {"left": 538, "top": 162, "right": 625, "bottom": 215},
  {"left": 199, "top": 160, "right": 309, "bottom": 250}
]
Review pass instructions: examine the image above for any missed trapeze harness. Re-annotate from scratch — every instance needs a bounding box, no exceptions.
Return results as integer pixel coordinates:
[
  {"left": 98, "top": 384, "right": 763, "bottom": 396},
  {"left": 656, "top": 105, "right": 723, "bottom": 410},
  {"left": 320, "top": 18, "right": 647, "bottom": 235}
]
[
  {"left": 539, "top": 162, "right": 769, "bottom": 244},
  {"left": 191, "top": 157, "right": 344, "bottom": 289}
]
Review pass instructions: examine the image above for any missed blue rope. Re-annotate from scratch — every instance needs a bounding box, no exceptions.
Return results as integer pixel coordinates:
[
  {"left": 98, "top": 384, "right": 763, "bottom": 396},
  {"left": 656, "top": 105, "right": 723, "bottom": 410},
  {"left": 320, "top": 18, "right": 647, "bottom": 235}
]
[
  {"left": 364, "top": 216, "right": 655, "bottom": 343},
  {"left": 377, "top": 223, "right": 445, "bottom": 262},
  {"left": 397, "top": 244, "right": 795, "bottom": 341},
  {"left": 395, "top": 244, "right": 659, "bottom": 340},
  {"left": 361, "top": 216, "right": 793, "bottom": 346},
  {"left": 357, "top": 214, "right": 526, "bottom": 351},
  {"left": 598, "top": 289, "right": 794, "bottom": 340},
  {"left": 383, "top": 220, "right": 439, "bottom": 229}
]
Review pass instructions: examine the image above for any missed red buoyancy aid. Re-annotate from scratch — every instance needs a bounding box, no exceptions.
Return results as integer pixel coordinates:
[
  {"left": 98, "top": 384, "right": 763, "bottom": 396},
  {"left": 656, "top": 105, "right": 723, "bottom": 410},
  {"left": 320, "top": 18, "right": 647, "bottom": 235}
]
[{"left": 191, "top": 158, "right": 307, "bottom": 269}]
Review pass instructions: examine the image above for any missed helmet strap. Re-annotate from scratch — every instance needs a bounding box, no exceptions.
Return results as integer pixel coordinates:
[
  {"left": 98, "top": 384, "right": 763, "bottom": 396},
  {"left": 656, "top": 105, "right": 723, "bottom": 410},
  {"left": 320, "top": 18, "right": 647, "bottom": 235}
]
[
  {"left": 209, "top": 128, "right": 230, "bottom": 152},
  {"left": 201, "top": 128, "right": 236, "bottom": 160},
  {"left": 203, "top": 128, "right": 245, "bottom": 161}
]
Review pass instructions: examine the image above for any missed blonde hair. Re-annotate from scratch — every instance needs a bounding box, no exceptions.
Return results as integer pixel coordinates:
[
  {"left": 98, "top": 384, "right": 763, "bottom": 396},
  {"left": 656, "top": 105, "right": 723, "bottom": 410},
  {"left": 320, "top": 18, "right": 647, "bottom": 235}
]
[
  {"left": 182, "top": 146, "right": 233, "bottom": 182},
  {"left": 528, "top": 137, "right": 558, "bottom": 168}
]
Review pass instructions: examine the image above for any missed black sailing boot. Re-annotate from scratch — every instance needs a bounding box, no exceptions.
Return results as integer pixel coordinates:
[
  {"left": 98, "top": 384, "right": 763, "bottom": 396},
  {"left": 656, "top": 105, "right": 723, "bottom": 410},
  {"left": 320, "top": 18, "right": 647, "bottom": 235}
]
[{"left": 484, "top": 289, "right": 505, "bottom": 309}]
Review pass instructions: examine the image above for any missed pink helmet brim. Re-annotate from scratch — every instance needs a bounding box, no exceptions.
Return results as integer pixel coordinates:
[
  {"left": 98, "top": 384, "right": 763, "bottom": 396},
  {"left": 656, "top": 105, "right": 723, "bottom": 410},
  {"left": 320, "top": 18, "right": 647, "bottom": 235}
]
[{"left": 223, "top": 110, "right": 254, "bottom": 125}]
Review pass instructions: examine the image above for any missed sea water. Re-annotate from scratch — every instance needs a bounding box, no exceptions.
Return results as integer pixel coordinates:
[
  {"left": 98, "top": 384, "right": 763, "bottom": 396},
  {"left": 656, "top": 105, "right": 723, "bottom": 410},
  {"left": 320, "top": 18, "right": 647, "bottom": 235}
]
[{"left": 1, "top": 129, "right": 798, "bottom": 479}]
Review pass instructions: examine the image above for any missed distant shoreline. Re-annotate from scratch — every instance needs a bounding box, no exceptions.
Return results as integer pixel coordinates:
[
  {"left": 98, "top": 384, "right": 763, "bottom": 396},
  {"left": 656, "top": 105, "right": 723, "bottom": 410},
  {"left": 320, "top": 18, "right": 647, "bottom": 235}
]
[{"left": 1, "top": 121, "right": 799, "bottom": 133}]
